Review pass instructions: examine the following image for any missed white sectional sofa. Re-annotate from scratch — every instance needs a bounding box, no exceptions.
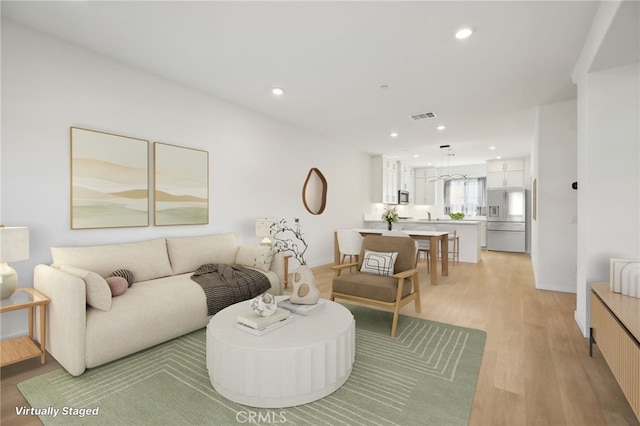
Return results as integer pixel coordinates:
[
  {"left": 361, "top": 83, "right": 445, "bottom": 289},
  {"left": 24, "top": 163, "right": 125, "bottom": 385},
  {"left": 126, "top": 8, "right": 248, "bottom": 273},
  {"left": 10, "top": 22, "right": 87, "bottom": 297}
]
[{"left": 34, "top": 233, "right": 284, "bottom": 376}]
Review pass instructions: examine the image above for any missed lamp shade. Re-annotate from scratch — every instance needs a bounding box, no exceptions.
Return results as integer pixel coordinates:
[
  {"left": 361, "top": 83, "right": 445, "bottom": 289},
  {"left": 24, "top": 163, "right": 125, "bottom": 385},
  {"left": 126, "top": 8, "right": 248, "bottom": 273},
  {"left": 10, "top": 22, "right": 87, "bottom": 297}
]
[
  {"left": 255, "top": 219, "right": 276, "bottom": 238},
  {"left": 0, "top": 226, "right": 29, "bottom": 263}
]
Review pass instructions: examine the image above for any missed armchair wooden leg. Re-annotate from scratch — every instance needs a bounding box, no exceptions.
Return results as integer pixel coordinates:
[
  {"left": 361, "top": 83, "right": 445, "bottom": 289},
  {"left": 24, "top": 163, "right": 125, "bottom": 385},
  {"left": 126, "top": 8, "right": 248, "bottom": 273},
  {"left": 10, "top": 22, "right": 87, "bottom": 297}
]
[
  {"left": 391, "top": 278, "right": 407, "bottom": 337},
  {"left": 414, "top": 274, "right": 422, "bottom": 313},
  {"left": 391, "top": 308, "right": 400, "bottom": 338}
]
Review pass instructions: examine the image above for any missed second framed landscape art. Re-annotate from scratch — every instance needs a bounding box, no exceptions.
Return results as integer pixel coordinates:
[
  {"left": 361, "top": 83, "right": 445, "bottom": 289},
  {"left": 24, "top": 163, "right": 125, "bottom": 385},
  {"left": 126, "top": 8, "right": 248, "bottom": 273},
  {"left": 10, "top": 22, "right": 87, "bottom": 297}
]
[{"left": 154, "top": 142, "right": 209, "bottom": 226}]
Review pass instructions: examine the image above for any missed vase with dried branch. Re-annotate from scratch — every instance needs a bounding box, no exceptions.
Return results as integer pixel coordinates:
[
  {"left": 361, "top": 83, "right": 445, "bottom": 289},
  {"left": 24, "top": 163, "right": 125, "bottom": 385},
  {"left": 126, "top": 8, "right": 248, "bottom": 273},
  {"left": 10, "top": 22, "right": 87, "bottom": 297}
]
[
  {"left": 270, "top": 218, "right": 308, "bottom": 266},
  {"left": 270, "top": 218, "right": 318, "bottom": 304}
]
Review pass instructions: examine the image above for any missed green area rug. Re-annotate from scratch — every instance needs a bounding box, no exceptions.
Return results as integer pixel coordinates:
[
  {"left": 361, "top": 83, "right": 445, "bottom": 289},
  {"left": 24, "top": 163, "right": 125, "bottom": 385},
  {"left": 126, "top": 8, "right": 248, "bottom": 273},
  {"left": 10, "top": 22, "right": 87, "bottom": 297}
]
[{"left": 18, "top": 305, "right": 486, "bottom": 426}]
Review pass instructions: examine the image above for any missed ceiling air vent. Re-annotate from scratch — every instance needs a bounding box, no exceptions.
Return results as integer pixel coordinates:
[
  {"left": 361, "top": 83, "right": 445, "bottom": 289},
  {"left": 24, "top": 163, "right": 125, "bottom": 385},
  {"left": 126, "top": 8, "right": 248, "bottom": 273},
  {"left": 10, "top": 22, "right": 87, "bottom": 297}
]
[{"left": 410, "top": 112, "right": 437, "bottom": 121}]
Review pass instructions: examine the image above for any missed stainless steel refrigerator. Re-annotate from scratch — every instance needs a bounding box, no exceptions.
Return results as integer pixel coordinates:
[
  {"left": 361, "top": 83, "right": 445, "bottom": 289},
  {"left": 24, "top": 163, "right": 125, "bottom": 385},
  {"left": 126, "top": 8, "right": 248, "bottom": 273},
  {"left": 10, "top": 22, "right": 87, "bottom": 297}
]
[{"left": 486, "top": 188, "right": 526, "bottom": 252}]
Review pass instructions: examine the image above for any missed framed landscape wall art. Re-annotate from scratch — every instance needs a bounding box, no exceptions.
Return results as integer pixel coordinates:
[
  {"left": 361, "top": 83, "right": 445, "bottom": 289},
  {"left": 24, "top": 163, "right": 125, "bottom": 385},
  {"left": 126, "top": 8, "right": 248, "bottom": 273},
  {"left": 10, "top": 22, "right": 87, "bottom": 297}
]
[
  {"left": 70, "top": 127, "right": 149, "bottom": 229},
  {"left": 154, "top": 142, "right": 209, "bottom": 226}
]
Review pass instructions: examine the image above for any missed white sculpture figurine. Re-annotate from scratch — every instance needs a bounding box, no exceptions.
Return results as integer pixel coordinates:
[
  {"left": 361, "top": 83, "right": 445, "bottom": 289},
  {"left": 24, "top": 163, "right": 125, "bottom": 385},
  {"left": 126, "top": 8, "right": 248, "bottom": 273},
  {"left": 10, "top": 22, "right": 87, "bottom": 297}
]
[{"left": 250, "top": 292, "right": 278, "bottom": 316}]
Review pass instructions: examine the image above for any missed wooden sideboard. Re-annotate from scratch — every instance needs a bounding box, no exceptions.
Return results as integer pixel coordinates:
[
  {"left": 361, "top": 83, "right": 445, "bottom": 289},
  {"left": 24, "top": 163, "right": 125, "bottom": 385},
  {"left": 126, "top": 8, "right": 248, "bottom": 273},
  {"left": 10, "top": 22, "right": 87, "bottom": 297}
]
[{"left": 590, "top": 282, "right": 640, "bottom": 421}]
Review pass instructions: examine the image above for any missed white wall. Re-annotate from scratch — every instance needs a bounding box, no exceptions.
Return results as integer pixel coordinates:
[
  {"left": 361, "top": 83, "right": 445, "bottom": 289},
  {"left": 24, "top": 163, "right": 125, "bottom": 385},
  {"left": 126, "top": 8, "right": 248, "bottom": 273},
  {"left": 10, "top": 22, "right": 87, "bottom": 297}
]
[
  {"left": 571, "top": 0, "right": 640, "bottom": 337},
  {"left": 574, "top": 62, "right": 640, "bottom": 336},
  {"left": 531, "top": 100, "right": 578, "bottom": 293},
  {"left": 531, "top": 109, "right": 540, "bottom": 276},
  {"left": 0, "top": 20, "right": 372, "bottom": 338}
]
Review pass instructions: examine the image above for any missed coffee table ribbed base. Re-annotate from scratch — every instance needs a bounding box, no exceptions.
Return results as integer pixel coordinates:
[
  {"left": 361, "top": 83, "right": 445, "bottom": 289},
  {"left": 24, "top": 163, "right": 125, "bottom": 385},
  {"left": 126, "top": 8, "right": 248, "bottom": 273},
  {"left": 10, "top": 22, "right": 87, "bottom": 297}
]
[{"left": 206, "top": 299, "right": 355, "bottom": 408}]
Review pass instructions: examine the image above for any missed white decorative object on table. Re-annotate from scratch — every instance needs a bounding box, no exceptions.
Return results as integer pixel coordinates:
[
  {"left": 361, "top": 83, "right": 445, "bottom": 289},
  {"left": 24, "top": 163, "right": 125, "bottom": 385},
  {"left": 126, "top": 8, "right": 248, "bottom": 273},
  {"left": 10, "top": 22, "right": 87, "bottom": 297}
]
[
  {"left": 289, "top": 265, "right": 320, "bottom": 305},
  {"left": 250, "top": 292, "right": 277, "bottom": 317},
  {"left": 610, "top": 258, "right": 640, "bottom": 299}
]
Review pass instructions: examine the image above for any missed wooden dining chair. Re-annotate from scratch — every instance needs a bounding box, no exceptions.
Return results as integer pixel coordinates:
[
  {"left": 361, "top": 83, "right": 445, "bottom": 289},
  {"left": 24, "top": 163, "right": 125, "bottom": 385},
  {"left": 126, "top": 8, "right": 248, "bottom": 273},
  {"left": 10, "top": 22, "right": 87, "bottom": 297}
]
[
  {"left": 438, "top": 230, "right": 460, "bottom": 265},
  {"left": 336, "top": 229, "right": 364, "bottom": 272},
  {"left": 412, "top": 225, "right": 436, "bottom": 271}
]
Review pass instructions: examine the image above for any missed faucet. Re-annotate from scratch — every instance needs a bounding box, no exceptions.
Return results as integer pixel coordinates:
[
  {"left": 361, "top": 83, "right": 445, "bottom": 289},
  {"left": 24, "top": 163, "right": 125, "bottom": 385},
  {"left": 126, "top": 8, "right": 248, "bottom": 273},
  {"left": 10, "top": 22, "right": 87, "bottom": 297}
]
[{"left": 427, "top": 212, "right": 431, "bottom": 221}]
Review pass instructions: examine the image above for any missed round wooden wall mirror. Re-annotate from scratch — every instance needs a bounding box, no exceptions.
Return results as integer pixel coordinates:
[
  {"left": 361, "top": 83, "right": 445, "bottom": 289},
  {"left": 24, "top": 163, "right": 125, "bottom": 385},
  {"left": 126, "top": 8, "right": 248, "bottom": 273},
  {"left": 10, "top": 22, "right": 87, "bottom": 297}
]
[{"left": 302, "top": 168, "right": 327, "bottom": 215}]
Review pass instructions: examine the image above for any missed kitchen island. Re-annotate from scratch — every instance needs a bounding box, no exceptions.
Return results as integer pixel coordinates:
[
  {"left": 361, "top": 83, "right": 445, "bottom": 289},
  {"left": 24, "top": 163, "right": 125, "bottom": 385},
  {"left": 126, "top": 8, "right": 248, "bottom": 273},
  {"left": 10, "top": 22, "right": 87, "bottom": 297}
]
[{"left": 363, "top": 219, "right": 482, "bottom": 263}]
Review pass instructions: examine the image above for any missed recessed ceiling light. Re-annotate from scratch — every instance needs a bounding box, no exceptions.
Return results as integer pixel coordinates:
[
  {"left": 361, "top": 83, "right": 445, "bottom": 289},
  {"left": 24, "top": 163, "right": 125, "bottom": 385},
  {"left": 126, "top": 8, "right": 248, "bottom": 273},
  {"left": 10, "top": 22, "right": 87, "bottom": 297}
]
[
  {"left": 489, "top": 146, "right": 496, "bottom": 150},
  {"left": 413, "top": 154, "right": 420, "bottom": 158},
  {"left": 455, "top": 27, "right": 473, "bottom": 40},
  {"left": 426, "top": 162, "right": 432, "bottom": 166},
  {"left": 271, "top": 87, "right": 284, "bottom": 96},
  {"left": 390, "top": 132, "right": 399, "bottom": 138},
  {"left": 437, "top": 125, "right": 446, "bottom": 131},
  {"left": 496, "top": 156, "right": 502, "bottom": 159}
]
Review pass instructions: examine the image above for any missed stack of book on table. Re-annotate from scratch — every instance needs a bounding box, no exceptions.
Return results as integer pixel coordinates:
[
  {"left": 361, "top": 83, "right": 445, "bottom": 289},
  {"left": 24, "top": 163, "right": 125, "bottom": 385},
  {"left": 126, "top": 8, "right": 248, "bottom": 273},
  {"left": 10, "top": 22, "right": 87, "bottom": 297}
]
[
  {"left": 277, "top": 298, "right": 326, "bottom": 316},
  {"left": 236, "top": 308, "right": 293, "bottom": 336}
]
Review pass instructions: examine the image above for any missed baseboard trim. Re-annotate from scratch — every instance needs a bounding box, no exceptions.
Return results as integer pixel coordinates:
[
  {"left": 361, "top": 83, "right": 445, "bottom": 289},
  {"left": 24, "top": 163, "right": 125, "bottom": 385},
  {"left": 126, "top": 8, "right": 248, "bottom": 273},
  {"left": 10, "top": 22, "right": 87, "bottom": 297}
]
[{"left": 574, "top": 309, "right": 588, "bottom": 338}]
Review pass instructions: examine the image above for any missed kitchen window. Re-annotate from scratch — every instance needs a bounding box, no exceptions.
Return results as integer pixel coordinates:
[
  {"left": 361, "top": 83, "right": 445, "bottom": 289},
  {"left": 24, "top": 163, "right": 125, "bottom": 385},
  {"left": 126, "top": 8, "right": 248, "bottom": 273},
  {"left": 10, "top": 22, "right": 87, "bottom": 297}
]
[{"left": 444, "top": 178, "right": 486, "bottom": 216}]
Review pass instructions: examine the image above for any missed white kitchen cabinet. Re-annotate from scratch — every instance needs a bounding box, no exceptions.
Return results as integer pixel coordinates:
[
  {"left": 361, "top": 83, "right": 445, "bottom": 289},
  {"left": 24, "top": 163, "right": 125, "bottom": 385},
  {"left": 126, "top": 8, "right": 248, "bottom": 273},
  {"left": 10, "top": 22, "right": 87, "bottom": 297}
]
[
  {"left": 486, "top": 172, "right": 504, "bottom": 188},
  {"left": 372, "top": 156, "right": 399, "bottom": 204},
  {"left": 399, "top": 163, "right": 414, "bottom": 202},
  {"left": 387, "top": 168, "right": 398, "bottom": 204},
  {"left": 487, "top": 158, "right": 525, "bottom": 188},
  {"left": 504, "top": 170, "right": 524, "bottom": 187},
  {"left": 413, "top": 167, "right": 437, "bottom": 205},
  {"left": 486, "top": 161, "right": 505, "bottom": 173}
]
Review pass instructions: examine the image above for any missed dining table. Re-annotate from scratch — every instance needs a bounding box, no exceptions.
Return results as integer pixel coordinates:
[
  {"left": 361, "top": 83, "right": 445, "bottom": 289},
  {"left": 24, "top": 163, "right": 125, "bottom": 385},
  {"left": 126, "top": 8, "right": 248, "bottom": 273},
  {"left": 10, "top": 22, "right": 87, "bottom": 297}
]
[{"left": 334, "top": 229, "right": 449, "bottom": 285}]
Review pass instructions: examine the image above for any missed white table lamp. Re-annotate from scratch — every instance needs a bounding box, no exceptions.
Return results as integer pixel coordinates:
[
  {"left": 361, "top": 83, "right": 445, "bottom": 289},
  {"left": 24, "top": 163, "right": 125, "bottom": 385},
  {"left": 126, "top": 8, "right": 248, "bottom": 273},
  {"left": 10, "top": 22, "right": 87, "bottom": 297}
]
[
  {"left": 255, "top": 219, "right": 276, "bottom": 247},
  {"left": 0, "top": 226, "right": 29, "bottom": 299}
]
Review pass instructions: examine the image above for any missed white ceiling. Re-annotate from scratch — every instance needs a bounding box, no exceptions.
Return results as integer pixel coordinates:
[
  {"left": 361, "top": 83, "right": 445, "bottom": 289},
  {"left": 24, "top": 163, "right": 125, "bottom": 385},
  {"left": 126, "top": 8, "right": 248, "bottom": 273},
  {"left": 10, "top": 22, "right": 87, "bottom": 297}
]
[{"left": 2, "top": 1, "right": 605, "bottom": 167}]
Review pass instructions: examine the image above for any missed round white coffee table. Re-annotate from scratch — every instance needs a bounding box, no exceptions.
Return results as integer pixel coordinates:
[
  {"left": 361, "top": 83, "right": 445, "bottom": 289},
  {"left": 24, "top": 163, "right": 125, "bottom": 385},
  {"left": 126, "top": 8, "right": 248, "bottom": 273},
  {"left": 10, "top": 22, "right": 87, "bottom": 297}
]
[{"left": 206, "top": 298, "right": 355, "bottom": 408}]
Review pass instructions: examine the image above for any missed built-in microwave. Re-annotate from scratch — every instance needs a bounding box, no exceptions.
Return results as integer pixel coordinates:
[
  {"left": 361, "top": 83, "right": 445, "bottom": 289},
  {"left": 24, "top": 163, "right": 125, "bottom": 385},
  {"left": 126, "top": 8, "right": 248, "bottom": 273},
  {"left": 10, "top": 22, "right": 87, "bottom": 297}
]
[{"left": 398, "top": 190, "right": 409, "bottom": 205}]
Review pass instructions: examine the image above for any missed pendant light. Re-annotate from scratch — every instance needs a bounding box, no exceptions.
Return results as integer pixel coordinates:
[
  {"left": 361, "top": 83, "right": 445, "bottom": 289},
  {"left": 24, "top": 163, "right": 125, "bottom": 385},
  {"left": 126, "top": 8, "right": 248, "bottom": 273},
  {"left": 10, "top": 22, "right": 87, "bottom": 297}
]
[{"left": 426, "top": 145, "right": 467, "bottom": 182}]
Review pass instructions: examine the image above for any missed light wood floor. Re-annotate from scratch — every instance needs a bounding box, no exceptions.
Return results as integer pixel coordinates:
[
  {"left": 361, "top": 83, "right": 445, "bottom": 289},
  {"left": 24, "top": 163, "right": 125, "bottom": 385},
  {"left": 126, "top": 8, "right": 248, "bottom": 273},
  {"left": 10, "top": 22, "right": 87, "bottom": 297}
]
[{"left": 2, "top": 250, "right": 638, "bottom": 426}]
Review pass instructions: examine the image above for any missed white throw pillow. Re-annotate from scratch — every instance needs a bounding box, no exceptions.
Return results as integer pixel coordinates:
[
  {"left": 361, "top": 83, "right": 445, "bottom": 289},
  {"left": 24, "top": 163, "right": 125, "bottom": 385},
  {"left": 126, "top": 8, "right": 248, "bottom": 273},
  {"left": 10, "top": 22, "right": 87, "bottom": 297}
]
[
  {"left": 235, "top": 245, "right": 274, "bottom": 272},
  {"left": 360, "top": 250, "right": 398, "bottom": 277},
  {"left": 60, "top": 265, "right": 112, "bottom": 311}
]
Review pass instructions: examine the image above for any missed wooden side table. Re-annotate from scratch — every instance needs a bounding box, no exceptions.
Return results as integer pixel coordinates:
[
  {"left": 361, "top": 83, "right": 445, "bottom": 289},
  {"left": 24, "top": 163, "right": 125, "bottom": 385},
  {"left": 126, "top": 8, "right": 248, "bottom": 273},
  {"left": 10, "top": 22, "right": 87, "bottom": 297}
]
[{"left": 0, "top": 287, "right": 49, "bottom": 367}]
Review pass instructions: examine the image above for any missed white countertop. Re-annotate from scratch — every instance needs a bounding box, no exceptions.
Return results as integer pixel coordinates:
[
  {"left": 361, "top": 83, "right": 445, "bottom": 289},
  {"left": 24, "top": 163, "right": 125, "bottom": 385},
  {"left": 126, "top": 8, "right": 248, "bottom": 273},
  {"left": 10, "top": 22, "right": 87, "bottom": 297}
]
[
  {"left": 364, "top": 219, "right": 484, "bottom": 225},
  {"left": 354, "top": 228, "right": 449, "bottom": 236}
]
